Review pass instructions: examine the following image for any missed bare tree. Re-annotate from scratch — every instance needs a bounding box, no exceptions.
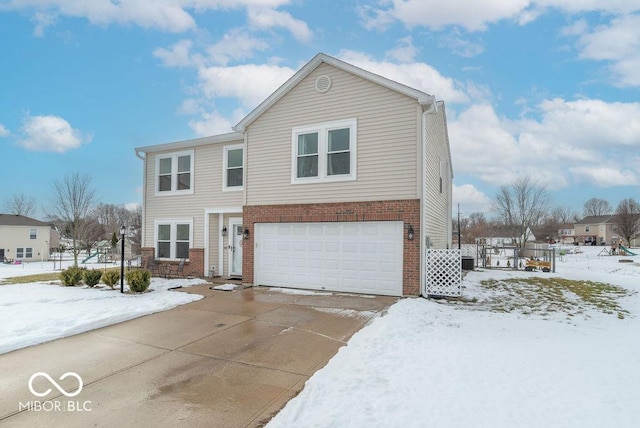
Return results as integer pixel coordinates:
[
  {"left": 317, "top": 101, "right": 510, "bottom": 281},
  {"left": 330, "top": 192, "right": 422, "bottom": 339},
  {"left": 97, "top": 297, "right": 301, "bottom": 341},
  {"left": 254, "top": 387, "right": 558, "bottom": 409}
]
[
  {"left": 550, "top": 206, "right": 579, "bottom": 224},
  {"left": 614, "top": 198, "right": 640, "bottom": 247},
  {"left": 492, "top": 177, "right": 551, "bottom": 250},
  {"left": 583, "top": 197, "right": 612, "bottom": 217},
  {"left": 45, "top": 173, "right": 96, "bottom": 266},
  {"left": 3, "top": 193, "right": 37, "bottom": 217}
]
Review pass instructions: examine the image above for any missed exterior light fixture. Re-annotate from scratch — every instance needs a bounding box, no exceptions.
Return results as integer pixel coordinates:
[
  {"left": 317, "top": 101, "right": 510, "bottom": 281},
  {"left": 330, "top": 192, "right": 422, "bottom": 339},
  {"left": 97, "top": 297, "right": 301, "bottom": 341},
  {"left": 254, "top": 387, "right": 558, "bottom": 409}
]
[
  {"left": 120, "top": 225, "right": 126, "bottom": 293},
  {"left": 407, "top": 225, "right": 415, "bottom": 241},
  {"left": 221, "top": 226, "right": 228, "bottom": 237},
  {"left": 243, "top": 228, "right": 249, "bottom": 240}
]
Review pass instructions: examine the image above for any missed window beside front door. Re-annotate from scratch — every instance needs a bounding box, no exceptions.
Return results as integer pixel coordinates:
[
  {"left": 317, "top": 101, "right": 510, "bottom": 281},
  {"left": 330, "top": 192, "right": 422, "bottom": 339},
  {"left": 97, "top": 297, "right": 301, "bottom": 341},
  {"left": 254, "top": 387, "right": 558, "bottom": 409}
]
[
  {"left": 223, "top": 145, "right": 244, "bottom": 191},
  {"left": 155, "top": 220, "right": 192, "bottom": 260},
  {"left": 156, "top": 150, "right": 194, "bottom": 195},
  {"left": 292, "top": 118, "right": 357, "bottom": 184}
]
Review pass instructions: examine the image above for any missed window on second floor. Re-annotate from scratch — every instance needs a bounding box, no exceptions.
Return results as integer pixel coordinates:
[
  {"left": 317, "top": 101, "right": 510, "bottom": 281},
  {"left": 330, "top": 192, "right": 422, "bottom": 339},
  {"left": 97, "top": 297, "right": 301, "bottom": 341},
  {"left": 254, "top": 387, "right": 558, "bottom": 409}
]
[
  {"left": 292, "top": 118, "right": 357, "bottom": 184},
  {"left": 156, "top": 150, "right": 194, "bottom": 195},
  {"left": 585, "top": 226, "right": 590, "bottom": 232},
  {"left": 29, "top": 228, "right": 37, "bottom": 239},
  {"left": 223, "top": 145, "right": 244, "bottom": 191}
]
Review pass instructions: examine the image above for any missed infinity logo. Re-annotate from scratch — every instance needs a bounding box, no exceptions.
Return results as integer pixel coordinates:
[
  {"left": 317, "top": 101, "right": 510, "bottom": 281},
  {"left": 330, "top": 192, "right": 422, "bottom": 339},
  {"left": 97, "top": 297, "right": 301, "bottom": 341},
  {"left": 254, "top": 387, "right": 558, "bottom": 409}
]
[{"left": 28, "top": 372, "right": 83, "bottom": 398}]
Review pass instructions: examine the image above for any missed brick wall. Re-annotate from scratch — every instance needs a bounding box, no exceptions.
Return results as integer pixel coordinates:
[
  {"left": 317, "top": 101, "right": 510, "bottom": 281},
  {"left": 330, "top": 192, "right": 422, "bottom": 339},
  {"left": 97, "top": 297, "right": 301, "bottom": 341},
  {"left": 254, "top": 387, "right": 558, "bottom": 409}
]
[
  {"left": 242, "top": 199, "right": 421, "bottom": 295},
  {"left": 140, "top": 246, "right": 204, "bottom": 277}
]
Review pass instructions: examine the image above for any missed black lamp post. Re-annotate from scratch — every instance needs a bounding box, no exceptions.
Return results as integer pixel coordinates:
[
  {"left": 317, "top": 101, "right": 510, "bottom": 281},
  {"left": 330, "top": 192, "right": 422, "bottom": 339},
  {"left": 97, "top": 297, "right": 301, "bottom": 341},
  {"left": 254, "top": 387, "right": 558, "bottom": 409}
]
[{"left": 120, "top": 225, "right": 126, "bottom": 293}]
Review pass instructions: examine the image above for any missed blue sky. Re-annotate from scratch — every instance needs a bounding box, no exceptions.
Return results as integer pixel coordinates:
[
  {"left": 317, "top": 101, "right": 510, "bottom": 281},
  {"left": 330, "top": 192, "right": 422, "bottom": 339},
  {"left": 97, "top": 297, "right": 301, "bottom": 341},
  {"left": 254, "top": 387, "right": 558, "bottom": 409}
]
[{"left": 1, "top": 0, "right": 639, "bottom": 219}]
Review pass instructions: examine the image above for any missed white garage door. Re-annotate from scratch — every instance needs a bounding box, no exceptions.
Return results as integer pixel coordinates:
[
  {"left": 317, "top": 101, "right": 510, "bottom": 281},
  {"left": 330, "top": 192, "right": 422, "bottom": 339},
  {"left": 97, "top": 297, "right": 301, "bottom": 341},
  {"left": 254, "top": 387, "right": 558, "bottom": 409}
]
[{"left": 254, "top": 221, "right": 403, "bottom": 296}]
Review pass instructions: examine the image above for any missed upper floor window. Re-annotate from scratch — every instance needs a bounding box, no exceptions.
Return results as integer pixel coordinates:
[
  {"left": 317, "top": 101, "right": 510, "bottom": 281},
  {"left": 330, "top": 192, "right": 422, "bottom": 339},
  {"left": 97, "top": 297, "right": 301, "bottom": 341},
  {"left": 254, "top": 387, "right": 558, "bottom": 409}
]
[
  {"left": 585, "top": 226, "right": 590, "bottom": 232},
  {"left": 223, "top": 145, "right": 244, "bottom": 191},
  {"left": 29, "top": 228, "right": 37, "bottom": 239},
  {"left": 291, "top": 118, "right": 357, "bottom": 184},
  {"left": 156, "top": 150, "right": 194, "bottom": 195}
]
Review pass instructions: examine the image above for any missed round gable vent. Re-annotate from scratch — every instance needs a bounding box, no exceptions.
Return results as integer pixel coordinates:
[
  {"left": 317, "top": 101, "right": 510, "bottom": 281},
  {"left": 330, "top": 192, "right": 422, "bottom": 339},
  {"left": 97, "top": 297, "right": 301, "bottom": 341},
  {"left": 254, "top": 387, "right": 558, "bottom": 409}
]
[{"left": 315, "top": 75, "right": 332, "bottom": 93}]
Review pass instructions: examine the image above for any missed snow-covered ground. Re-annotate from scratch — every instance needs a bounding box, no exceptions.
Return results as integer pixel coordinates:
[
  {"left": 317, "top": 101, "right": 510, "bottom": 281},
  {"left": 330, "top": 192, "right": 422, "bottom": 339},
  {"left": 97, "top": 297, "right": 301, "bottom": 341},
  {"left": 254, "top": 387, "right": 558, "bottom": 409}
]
[
  {"left": 2, "top": 247, "right": 639, "bottom": 427},
  {"left": 0, "top": 261, "right": 206, "bottom": 354},
  {"left": 268, "top": 246, "right": 640, "bottom": 428}
]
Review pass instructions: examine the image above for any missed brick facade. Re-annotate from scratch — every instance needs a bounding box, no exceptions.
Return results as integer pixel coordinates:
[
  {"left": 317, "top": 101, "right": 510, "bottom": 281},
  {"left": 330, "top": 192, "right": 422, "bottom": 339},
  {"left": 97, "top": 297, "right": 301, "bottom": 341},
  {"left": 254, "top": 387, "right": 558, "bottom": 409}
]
[
  {"left": 141, "top": 247, "right": 204, "bottom": 278},
  {"left": 242, "top": 199, "right": 421, "bottom": 295}
]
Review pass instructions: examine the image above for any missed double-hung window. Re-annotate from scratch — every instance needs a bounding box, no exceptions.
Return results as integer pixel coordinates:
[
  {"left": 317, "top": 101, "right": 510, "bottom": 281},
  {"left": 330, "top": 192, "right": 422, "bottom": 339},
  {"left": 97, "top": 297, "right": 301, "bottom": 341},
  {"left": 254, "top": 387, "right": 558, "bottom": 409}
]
[
  {"left": 29, "top": 228, "right": 37, "bottom": 239},
  {"left": 292, "top": 118, "right": 357, "bottom": 184},
  {"left": 223, "top": 145, "right": 244, "bottom": 191},
  {"left": 155, "top": 220, "right": 192, "bottom": 260},
  {"left": 156, "top": 150, "right": 194, "bottom": 195},
  {"left": 16, "top": 248, "right": 24, "bottom": 258},
  {"left": 26, "top": 248, "right": 33, "bottom": 258}
]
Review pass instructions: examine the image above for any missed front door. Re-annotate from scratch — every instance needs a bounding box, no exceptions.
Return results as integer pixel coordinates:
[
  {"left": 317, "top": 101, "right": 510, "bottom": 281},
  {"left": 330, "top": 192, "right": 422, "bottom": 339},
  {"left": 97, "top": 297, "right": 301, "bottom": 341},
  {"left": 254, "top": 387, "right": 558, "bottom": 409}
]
[{"left": 228, "top": 218, "right": 243, "bottom": 277}]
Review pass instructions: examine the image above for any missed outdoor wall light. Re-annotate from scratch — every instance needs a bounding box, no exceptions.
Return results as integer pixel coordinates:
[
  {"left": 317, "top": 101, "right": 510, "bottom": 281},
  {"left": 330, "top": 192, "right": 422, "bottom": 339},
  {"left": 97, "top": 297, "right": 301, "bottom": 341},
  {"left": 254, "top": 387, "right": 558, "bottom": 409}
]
[
  {"left": 221, "top": 226, "right": 228, "bottom": 237},
  {"left": 407, "top": 225, "right": 415, "bottom": 241},
  {"left": 243, "top": 228, "right": 249, "bottom": 240}
]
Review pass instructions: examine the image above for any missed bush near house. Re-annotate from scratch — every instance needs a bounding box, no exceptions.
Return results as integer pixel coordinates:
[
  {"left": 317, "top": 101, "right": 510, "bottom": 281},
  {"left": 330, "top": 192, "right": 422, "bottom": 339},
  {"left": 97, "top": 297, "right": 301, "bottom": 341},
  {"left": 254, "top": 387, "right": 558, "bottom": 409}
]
[
  {"left": 102, "top": 270, "right": 120, "bottom": 289},
  {"left": 126, "top": 269, "right": 151, "bottom": 293},
  {"left": 84, "top": 269, "right": 102, "bottom": 287},
  {"left": 60, "top": 266, "right": 84, "bottom": 286}
]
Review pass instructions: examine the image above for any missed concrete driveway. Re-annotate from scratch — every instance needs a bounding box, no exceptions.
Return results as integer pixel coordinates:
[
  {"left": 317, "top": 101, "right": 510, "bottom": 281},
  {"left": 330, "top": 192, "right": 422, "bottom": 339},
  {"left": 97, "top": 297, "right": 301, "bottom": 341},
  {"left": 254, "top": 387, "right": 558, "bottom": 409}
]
[{"left": 0, "top": 285, "right": 397, "bottom": 427}]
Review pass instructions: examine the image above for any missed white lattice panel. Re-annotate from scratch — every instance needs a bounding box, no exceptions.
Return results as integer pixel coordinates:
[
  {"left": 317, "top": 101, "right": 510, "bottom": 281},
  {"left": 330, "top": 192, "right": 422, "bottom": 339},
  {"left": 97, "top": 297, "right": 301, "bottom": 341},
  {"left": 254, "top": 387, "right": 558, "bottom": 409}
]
[{"left": 425, "top": 249, "right": 462, "bottom": 297}]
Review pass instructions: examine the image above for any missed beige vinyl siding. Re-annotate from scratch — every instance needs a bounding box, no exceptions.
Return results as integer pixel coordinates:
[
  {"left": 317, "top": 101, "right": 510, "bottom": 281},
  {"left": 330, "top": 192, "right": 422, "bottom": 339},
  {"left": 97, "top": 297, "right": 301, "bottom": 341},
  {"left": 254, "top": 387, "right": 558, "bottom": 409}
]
[
  {"left": 144, "top": 142, "right": 244, "bottom": 249},
  {"left": 423, "top": 105, "right": 453, "bottom": 249},
  {"left": 246, "top": 63, "right": 419, "bottom": 205},
  {"left": 0, "top": 225, "right": 52, "bottom": 261}
]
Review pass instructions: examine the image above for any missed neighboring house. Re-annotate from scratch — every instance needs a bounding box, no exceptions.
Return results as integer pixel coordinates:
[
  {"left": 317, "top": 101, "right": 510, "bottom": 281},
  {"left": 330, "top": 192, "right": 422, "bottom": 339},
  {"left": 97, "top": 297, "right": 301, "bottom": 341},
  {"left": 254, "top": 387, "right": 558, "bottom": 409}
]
[
  {"left": 574, "top": 215, "right": 618, "bottom": 245},
  {"left": 476, "top": 226, "right": 536, "bottom": 247},
  {"left": 0, "top": 214, "right": 59, "bottom": 262},
  {"left": 135, "top": 53, "right": 453, "bottom": 296},
  {"left": 557, "top": 223, "right": 575, "bottom": 244}
]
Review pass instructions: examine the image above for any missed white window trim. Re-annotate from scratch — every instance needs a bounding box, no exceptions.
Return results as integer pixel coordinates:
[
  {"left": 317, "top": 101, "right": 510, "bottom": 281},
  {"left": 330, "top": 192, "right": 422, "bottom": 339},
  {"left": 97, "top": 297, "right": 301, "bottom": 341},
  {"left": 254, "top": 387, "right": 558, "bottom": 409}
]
[
  {"left": 29, "top": 228, "right": 37, "bottom": 239},
  {"left": 222, "top": 144, "right": 245, "bottom": 192},
  {"left": 155, "top": 149, "right": 195, "bottom": 196},
  {"left": 154, "top": 219, "right": 193, "bottom": 260},
  {"left": 291, "top": 118, "right": 357, "bottom": 184}
]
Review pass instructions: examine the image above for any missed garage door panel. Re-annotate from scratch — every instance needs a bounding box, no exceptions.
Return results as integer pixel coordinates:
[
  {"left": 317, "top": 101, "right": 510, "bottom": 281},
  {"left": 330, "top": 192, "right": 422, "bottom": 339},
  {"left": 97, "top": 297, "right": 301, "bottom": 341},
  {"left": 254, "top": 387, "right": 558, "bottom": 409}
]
[{"left": 255, "top": 221, "right": 403, "bottom": 296}]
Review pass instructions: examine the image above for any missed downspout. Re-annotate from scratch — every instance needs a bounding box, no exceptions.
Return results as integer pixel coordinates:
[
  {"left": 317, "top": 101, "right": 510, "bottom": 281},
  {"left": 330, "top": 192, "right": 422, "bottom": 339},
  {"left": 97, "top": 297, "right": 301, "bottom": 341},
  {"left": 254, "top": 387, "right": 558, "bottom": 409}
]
[{"left": 135, "top": 149, "right": 146, "bottom": 249}]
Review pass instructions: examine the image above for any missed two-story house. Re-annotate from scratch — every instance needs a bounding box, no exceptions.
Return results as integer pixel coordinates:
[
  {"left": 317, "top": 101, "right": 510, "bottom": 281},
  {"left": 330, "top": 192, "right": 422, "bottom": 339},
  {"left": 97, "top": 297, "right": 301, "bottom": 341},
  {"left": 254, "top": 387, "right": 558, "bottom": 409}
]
[
  {"left": 574, "top": 215, "right": 618, "bottom": 245},
  {"left": 136, "top": 53, "right": 453, "bottom": 296},
  {"left": 0, "top": 214, "right": 59, "bottom": 262}
]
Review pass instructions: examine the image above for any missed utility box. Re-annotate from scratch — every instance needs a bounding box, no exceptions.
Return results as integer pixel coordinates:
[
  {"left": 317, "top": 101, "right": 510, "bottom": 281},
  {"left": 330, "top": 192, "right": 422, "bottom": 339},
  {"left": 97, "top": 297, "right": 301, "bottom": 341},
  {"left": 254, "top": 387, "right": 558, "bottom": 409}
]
[{"left": 461, "top": 256, "right": 474, "bottom": 270}]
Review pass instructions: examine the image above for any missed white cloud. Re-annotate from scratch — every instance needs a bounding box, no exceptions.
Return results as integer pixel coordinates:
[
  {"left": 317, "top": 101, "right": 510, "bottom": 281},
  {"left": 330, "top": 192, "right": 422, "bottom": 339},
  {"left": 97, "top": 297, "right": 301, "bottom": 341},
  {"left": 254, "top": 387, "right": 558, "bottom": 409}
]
[
  {"left": 206, "top": 29, "right": 270, "bottom": 66},
  {"left": 153, "top": 39, "right": 197, "bottom": 68},
  {"left": 6, "top": 0, "right": 295, "bottom": 33},
  {"left": 247, "top": 7, "right": 313, "bottom": 42},
  {"left": 361, "top": 0, "right": 640, "bottom": 32},
  {"left": 0, "top": 124, "right": 10, "bottom": 137},
  {"left": 439, "top": 31, "right": 484, "bottom": 58},
  {"left": 386, "top": 36, "right": 418, "bottom": 63},
  {"left": 449, "top": 98, "right": 640, "bottom": 190},
  {"left": 453, "top": 184, "right": 492, "bottom": 214},
  {"left": 570, "top": 14, "right": 640, "bottom": 87},
  {"left": 31, "top": 11, "right": 57, "bottom": 37},
  {"left": 188, "top": 109, "right": 246, "bottom": 137},
  {"left": 197, "top": 63, "right": 295, "bottom": 107},
  {"left": 124, "top": 202, "right": 140, "bottom": 211},
  {"left": 19, "top": 115, "right": 89, "bottom": 153},
  {"left": 337, "top": 50, "right": 470, "bottom": 103}
]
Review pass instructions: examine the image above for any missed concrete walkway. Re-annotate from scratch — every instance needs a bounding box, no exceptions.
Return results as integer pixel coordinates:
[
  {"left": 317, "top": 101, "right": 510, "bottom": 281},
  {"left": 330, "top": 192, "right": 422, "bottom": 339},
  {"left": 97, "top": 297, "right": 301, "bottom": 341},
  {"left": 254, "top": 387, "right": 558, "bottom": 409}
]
[{"left": 0, "top": 285, "right": 397, "bottom": 427}]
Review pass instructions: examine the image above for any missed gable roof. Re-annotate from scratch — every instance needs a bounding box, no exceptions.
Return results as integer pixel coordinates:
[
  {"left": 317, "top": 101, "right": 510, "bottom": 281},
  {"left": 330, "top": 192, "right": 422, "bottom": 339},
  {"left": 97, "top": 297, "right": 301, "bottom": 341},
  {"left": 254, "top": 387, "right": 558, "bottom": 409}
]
[
  {"left": 0, "top": 214, "right": 49, "bottom": 227},
  {"left": 576, "top": 215, "right": 614, "bottom": 225},
  {"left": 233, "top": 52, "right": 437, "bottom": 133}
]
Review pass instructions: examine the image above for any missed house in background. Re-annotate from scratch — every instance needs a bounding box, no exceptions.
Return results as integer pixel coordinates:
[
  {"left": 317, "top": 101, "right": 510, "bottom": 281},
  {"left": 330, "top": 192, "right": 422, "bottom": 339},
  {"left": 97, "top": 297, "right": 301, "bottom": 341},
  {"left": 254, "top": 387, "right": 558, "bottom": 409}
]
[
  {"left": 557, "top": 223, "right": 575, "bottom": 244},
  {"left": 0, "top": 214, "right": 59, "bottom": 262},
  {"left": 476, "top": 226, "right": 537, "bottom": 247},
  {"left": 574, "top": 215, "right": 618, "bottom": 245},
  {"left": 136, "top": 53, "right": 453, "bottom": 296}
]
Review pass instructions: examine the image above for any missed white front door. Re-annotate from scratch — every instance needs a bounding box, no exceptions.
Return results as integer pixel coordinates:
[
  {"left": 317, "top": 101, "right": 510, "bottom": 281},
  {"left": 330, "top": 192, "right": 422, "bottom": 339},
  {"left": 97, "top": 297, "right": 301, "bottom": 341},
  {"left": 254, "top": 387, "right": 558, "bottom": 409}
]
[{"left": 228, "top": 218, "right": 243, "bottom": 277}]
